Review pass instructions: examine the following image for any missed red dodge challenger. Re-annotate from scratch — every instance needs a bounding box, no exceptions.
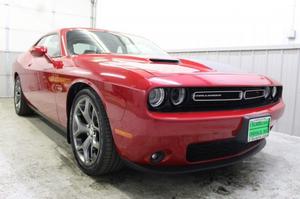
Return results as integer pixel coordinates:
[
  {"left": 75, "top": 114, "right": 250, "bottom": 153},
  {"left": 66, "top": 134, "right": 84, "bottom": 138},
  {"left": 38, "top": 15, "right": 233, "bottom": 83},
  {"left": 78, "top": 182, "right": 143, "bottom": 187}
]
[{"left": 13, "top": 28, "right": 285, "bottom": 175}]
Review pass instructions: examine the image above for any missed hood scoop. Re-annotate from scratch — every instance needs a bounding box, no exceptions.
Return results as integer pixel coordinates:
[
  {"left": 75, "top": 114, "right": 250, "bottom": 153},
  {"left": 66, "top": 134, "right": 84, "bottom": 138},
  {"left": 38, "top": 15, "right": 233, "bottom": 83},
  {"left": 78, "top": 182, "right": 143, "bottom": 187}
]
[{"left": 149, "top": 58, "right": 179, "bottom": 64}]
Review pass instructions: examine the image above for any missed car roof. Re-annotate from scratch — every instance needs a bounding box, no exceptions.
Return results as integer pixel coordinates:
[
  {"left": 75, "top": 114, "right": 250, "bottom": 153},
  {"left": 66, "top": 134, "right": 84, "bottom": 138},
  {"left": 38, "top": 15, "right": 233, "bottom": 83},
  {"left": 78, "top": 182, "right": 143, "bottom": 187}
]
[
  {"left": 60, "top": 27, "right": 108, "bottom": 32},
  {"left": 43, "top": 27, "right": 120, "bottom": 38}
]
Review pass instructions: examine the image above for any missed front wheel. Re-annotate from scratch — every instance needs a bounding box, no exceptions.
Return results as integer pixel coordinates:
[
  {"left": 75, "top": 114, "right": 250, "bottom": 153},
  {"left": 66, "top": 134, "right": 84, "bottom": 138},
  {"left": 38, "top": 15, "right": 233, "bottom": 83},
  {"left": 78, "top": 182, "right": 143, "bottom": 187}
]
[
  {"left": 14, "top": 76, "right": 32, "bottom": 116},
  {"left": 69, "top": 88, "right": 123, "bottom": 175}
]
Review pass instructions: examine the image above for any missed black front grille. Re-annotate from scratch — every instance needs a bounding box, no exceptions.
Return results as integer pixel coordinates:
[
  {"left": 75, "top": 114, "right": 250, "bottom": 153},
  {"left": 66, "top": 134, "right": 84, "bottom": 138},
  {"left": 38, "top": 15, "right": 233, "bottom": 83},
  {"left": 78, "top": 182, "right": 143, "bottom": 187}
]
[
  {"left": 186, "top": 139, "right": 262, "bottom": 162},
  {"left": 192, "top": 90, "right": 242, "bottom": 101},
  {"left": 244, "top": 89, "right": 265, "bottom": 99},
  {"left": 149, "top": 86, "right": 282, "bottom": 112}
]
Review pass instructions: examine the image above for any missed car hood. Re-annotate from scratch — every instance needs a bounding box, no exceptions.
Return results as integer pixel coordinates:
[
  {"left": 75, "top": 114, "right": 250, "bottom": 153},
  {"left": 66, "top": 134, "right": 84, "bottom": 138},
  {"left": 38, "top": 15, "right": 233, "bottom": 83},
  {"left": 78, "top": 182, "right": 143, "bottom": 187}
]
[
  {"left": 147, "top": 73, "right": 275, "bottom": 87},
  {"left": 73, "top": 54, "right": 276, "bottom": 87},
  {"left": 74, "top": 54, "right": 213, "bottom": 75}
]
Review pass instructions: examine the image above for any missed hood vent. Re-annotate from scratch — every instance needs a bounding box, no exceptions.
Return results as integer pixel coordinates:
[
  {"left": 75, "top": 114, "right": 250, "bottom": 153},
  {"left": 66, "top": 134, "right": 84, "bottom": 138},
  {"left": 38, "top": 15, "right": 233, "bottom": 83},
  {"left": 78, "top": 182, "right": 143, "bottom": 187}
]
[{"left": 149, "top": 58, "right": 179, "bottom": 64}]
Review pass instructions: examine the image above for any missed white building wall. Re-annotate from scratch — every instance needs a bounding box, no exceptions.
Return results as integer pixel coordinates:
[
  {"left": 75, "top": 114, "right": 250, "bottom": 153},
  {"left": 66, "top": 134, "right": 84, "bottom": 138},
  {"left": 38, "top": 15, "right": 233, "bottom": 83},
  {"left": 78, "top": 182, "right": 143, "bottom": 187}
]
[
  {"left": 0, "top": 0, "right": 91, "bottom": 97},
  {"left": 97, "top": 0, "right": 300, "bottom": 50},
  {"left": 1, "top": 0, "right": 300, "bottom": 137}
]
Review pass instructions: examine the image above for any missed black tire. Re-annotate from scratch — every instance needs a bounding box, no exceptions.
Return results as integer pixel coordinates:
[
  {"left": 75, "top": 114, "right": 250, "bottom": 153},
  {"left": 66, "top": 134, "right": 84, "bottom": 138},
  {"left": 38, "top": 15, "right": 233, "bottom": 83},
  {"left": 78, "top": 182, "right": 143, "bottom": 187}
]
[
  {"left": 69, "top": 88, "right": 123, "bottom": 175},
  {"left": 14, "top": 76, "right": 33, "bottom": 116}
]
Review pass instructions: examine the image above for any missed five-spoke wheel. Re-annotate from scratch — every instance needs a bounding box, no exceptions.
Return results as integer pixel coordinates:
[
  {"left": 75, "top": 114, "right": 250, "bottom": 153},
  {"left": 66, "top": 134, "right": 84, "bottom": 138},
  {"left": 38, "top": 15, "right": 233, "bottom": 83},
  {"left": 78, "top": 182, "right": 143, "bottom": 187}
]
[
  {"left": 70, "top": 88, "right": 123, "bottom": 175},
  {"left": 72, "top": 97, "right": 101, "bottom": 166},
  {"left": 14, "top": 76, "right": 32, "bottom": 116}
]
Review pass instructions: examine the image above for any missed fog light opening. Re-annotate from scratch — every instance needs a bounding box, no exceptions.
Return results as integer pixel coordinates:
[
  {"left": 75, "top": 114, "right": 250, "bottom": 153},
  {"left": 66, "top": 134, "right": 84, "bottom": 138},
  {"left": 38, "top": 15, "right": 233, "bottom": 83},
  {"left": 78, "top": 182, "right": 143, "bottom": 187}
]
[{"left": 150, "top": 151, "right": 165, "bottom": 164}]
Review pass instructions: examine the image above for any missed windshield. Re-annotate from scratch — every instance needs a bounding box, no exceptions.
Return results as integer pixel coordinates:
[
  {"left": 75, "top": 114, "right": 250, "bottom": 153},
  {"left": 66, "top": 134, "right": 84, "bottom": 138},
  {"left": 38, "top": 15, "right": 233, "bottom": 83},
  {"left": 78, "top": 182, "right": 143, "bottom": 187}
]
[{"left": 66, "top": 30, "right": 169, "bottom": 57}]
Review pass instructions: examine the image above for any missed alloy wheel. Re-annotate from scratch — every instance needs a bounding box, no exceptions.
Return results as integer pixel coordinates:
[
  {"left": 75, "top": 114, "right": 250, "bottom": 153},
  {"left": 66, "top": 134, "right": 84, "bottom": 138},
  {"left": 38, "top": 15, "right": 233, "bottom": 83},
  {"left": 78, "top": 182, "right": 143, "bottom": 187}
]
[
  {"left": 72, "top": 97, "right": 101, "bottom": 166},
  {"left": 14, "top": 79, "right": 21, "bottom": 112}
]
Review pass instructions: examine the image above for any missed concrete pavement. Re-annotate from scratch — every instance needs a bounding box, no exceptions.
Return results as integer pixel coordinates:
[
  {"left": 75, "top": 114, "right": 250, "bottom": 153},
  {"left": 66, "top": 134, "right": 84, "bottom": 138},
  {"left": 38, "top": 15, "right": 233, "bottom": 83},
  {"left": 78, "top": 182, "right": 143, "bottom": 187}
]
[{"left": 0, "top": 98, "right": 299, "bottom": 199}]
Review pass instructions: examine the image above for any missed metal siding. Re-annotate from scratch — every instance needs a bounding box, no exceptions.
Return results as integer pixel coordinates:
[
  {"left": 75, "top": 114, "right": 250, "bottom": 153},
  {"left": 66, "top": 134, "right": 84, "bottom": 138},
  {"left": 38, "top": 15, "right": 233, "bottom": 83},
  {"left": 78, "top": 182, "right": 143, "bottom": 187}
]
[
  {"left": 0, "top": 51, "right": 19, "bottom": 97},
  {"left": 0, "top": 52, "right": 6, "bottom": 75},
  {"left": 240, "top": 51, "right": 253, "bottom": 72},
  {"left": 228, "top": 51, "right": 241, "bottom": 69},
  {"left": 253, "top": 51, "right": 267, "bottom": 75},
  {"left": 170, "top": 47, "right": 300, "bottom": 136},
  {"left": 277, "top": 50, "right": 299, "bottom": 134},
  {"left": 1, "top": 44, "right": 300, "bottom": 136},
  {"left": 218, "top": 51, "right": 230, "bottom": 64},
  {"left": 207, "top": 52, "right": 219, "bottom": 62},
  {"left": 266, "top": 50, "right": 283, "bottom": 82},
  {"left": 292, "top": 51, "right": 300, "bottom": 136},
  {"left": 0, "top": 75, "right": 13, "bottom": 97},
  {"left": 293, "top": 93, "right": 300, "bottom": 136}
]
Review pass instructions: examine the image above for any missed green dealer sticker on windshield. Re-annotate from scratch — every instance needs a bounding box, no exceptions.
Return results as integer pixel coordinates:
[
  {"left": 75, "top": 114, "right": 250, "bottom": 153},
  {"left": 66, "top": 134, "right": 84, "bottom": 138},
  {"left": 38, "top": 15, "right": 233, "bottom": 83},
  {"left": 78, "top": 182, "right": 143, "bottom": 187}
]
[{"left": 248, "top": 116, "right": 271, "bottom": 142}]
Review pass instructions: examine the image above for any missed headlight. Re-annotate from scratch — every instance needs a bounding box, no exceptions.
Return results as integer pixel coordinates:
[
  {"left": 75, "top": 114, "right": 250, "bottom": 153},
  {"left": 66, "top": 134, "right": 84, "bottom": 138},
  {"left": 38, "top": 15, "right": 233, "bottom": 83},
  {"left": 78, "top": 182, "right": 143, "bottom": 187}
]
[
  {"left": 148, "top": 88, "right": 165, "bottom": 107},
  {"left": 264, "top": 87, "right": 271, "bottom": 98},
  {"left": 170, "top": 88, "right": 186, "bottom": 105},
  {"left": 272, "top": 86, "right": 277, "bottom": 98}
]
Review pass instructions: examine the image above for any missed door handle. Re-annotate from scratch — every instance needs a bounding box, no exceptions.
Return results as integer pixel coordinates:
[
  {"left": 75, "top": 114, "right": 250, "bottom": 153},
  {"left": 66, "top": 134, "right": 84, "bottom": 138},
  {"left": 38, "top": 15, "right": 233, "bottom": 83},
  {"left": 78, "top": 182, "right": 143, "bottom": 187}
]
[{"left": 27, "top": 63, "right": 32, "bottom": 67}]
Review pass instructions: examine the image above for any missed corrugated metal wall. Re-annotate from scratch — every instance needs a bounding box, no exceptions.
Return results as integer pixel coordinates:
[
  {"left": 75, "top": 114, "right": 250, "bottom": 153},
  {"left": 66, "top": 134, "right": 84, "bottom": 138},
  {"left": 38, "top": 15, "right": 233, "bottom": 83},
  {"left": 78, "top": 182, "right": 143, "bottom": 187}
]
[
  {"left": 169, "top": 45, "right": 300, "bottom": 136},
  {"left": 0, "top": 51, "right": 20, "bottom": 97},
  {"left": 2, "top": 45, "right": 300, "bottom": 136}
]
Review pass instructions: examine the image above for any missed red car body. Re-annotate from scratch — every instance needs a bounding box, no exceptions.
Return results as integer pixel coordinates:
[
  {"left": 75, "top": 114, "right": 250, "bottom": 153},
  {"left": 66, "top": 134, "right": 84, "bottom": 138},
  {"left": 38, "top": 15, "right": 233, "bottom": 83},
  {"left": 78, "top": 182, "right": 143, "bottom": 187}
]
[{"left": 13, "top": 28, "right": 285, "bottom": 173}]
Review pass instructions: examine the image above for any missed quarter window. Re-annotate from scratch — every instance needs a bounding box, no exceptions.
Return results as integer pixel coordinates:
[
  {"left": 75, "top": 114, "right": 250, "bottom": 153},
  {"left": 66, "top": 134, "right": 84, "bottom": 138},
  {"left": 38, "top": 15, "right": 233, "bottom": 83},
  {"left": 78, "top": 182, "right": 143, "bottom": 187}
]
[{"left": 36, "top": 34, "right": 61, "bottom": 58}]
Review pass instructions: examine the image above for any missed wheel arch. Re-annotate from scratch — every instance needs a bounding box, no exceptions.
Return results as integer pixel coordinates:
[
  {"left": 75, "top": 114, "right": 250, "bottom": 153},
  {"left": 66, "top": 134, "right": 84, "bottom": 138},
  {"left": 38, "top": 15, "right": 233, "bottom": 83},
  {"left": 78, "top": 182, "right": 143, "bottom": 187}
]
[
  {"left": 66, "top": 80, "right": 106, "bottom": 143},
  {"left": 14, "top": 72, "right": 19, "bottom": 79}
]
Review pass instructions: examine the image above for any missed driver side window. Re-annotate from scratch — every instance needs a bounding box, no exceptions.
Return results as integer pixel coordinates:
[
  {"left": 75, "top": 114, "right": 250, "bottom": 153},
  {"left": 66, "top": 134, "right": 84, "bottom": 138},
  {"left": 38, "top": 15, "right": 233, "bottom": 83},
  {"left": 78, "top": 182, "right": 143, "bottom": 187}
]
[{"left": 73, "top": 43, "right": 99, "bottom": 55}]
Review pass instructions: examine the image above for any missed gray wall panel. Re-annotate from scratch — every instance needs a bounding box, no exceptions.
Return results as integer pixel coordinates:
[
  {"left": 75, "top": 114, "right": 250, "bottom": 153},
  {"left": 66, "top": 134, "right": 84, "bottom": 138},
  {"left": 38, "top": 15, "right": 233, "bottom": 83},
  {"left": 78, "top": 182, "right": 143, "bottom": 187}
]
[
  {"left": 278, "top": 50, "right": 299, "bottom": 135},
  {"left": 170, "top": 46, "right": 300, "bottom": 136},
  {"left": 218, "top": 51, "right": 230, "bottom": 64},
  {"left": 266, "top": 50, "right": 282, "bottom": 82},
  {"left": 294, "top": 93, "right": 300, "bottom": 136},
  {"left": 0, "top": 51, "right": 21, "bottom": 98},
  {"left": 292, "top": 52, "right": 300, "bottom": 136},
  {"left": 0, "top": 53, "right": 6, "bottom": 75},
  {"left": 229, "top": 51, "right": 241, "bottom": 69},
  {"left": 253, "top": 51, "right": 267, "bottom": 75},
  {"left": 1, "top": 46, "right": 300, "bottom": 136},
  {"left": 207, "top": 52, "right": 219, "bottom": 62},
  {"left": 240, "top": 51, "right": 253, "bottom": 72},
  {"left": 0, "top": 75, "right": 13, "bottom": 97}
]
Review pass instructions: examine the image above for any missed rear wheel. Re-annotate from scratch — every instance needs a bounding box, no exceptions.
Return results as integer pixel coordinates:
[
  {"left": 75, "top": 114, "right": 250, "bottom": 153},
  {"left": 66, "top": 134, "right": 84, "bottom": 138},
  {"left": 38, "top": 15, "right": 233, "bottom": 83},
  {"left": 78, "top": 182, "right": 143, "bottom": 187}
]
[
  {"left": 69, "top": 88, "right": 123, "bottom": 175},
  {"left": 14, "top": 76, "right": 32, "bottom": 116}
]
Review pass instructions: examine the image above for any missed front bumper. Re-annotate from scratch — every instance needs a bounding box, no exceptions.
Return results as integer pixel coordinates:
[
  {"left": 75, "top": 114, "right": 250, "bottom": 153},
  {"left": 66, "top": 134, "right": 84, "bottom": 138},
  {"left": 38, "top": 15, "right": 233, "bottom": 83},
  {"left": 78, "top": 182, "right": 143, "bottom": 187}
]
[
  {"left": 123, "top": 139, "right": 266, "bottom": 174},
  {"left": 112, "top": 100, "right": 284, "bottom": 166}
]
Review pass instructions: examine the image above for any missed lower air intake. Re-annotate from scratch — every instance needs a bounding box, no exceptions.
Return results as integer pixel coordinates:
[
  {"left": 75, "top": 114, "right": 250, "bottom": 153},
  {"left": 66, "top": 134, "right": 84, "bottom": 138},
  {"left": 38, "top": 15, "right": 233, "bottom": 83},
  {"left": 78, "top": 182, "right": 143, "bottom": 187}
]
[{"left": 186, "top": 139, "right": 262, "bottom": 162}]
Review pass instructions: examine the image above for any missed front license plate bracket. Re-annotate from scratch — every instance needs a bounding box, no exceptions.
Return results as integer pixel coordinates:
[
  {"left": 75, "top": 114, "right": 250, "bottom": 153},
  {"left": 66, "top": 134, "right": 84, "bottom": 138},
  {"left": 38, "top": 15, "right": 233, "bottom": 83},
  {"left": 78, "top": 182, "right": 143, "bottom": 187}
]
[
  {"left": 248, "top": 116, "right": 270, "bottom": 142},
  {"left": 236, "top": 114, "right": 271, "bottom": 143}
]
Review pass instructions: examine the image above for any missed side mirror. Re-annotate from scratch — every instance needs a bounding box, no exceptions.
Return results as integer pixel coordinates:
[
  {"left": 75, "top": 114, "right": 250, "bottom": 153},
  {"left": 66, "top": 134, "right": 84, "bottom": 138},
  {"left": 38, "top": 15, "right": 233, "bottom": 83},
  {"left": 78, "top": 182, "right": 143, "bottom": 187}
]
[
  {"left": 31, "top": 46, "right": 47, "bottom": 57},
  {"left": 31, "top": 45, "right": 63, "bottom": 69},
  {"left": 52, "top": 60, "right": 64, "bottom": 69}
]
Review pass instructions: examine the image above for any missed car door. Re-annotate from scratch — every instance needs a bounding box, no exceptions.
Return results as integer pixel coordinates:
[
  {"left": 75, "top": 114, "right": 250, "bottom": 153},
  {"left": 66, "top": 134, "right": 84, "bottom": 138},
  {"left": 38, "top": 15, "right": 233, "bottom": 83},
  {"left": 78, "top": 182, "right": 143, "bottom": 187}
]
[{"left": 27, "top": 34, "right": 61, "bottom": 123}]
